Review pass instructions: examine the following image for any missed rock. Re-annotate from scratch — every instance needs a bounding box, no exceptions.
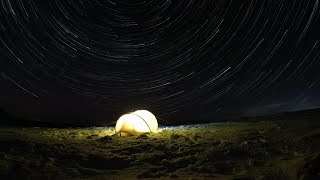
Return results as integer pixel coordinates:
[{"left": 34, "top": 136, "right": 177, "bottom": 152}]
[
  {"left": 86, "top": 134, "right": 99, "bottom": 139},
  {"left": 193, "top": 133, "right": 202, "bottom": 141},
  {"left": 170, "top": 133, "right": 182, "bottom": 140},
  {"left": 137, "top": 133, "right": 149, "bottom": 139},
  {"left": 97, "top": 136, "right": 113, "bottom": 143}
]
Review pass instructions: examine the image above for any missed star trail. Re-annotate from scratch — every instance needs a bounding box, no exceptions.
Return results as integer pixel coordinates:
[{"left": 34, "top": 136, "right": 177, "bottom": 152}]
[{"left": 1, "top": 0, "right": 320, "bottom": 124}]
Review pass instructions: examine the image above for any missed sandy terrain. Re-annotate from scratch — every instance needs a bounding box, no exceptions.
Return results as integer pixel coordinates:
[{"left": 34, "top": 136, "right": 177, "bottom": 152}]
[{"left": 0, "top": 120, "right": 319, "bottom": 179}]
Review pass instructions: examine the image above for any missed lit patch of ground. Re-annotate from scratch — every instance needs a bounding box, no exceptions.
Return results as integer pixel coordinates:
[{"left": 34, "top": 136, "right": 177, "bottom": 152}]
[{"left": 0, "top": 121, "right": 319, "bottom": 179}]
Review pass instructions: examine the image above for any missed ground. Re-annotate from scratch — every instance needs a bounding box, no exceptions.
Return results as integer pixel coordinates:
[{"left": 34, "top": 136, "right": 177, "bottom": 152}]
[{"left": 0, "top": 120, "right": 319, "bottom": 179}]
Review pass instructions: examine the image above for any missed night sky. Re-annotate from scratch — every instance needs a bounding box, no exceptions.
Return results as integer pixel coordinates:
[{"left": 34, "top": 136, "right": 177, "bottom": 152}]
[{"left": 1, "top": 0, "right": 320, "bottom": 125}]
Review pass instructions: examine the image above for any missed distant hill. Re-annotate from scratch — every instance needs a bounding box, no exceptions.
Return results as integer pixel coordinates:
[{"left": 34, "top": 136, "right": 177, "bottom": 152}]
[
  {"left": 1, "top": 107, "right": 320, "bottom": 127},
  {"left": 240, "top": 108, "right": 320, "bottom": 122},
  {"left": 0, "top": 108, "right": 92, "bottom": 128},
  {"left": 0, "top": 108, "right": 9, "bottom": 119}
]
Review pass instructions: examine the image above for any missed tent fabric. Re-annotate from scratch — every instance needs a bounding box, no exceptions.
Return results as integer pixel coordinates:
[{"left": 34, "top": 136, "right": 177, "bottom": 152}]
[{"left": 115, "top": 110, "right": 158, "bottom": 134}]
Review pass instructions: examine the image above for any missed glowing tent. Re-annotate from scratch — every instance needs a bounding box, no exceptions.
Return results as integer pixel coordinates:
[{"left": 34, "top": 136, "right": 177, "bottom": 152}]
[{"left": 115, "top": 110, "right": 158, "bottom": 135}]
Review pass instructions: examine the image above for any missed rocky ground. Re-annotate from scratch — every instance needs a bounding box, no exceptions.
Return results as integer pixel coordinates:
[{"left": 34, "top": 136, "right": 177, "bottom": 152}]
[{"left": 0, "top": 120, "right": 319, "bottom": 179}]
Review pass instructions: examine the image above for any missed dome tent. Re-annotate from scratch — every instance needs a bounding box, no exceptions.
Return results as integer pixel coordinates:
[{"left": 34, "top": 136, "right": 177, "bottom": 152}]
[{"left": 115, "top": 110, "right": 158, "bottom": 135}]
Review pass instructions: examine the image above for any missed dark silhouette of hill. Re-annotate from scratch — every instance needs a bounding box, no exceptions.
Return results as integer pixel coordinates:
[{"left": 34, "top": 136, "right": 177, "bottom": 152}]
[
  {"left": 1, "top": 107, "right": 320, "bottom": 127},
  {"left": 240, "top": 107, "right": 320, "bottom": 123},
  {"left": 0, "top": 108, "right": 9, "bottom": 120},
  {"left": 0, "top": 108, "right": 96, "bottom": 128}
]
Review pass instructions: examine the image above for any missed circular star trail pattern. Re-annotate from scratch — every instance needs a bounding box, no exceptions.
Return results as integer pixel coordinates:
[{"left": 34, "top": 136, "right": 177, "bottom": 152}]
[{"left": 1, "top": 0, "right": 320, "bottom": 122}]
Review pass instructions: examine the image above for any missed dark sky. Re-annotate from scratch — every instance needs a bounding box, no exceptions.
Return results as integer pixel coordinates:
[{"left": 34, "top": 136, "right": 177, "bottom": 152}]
[{"left": 1, "top": 0, "right": 320, "bottom": 125}]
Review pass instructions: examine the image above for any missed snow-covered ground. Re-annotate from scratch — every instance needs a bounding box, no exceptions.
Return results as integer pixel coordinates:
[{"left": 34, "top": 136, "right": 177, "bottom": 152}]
[{"left": 0, "top": 121, "right": 319, "bottom": 179}]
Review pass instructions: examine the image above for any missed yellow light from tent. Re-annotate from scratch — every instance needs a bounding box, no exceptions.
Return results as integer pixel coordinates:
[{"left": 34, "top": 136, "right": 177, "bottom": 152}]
[
  {"left": 131, "top": 110, "right": 158, "bottom": 133},
  {"left": 115, "top": 110, "right": 158, "bottom": 135}
]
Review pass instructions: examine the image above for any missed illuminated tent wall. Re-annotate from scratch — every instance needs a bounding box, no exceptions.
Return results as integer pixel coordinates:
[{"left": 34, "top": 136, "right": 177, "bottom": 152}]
[{"left": 115, "top": 110, "right": 158, "bottom": 135}]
